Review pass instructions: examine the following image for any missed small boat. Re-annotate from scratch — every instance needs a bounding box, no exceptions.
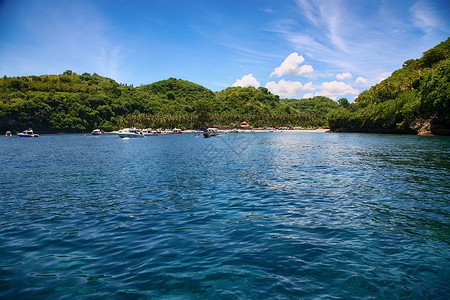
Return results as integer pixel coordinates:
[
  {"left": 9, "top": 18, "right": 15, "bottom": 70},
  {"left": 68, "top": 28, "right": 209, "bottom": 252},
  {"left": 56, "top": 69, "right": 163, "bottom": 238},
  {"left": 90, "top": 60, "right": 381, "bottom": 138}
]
[
  {"left": 5, "top": 131, "right": 12, "bottom": 136},
  {"left": 117, "top": 128, "right": 144, "bottom": 138},
  {"left": 142, "top": 128, "right": 159, "bottom": 136},
  {"left": 92, "top": 129, "right": 101, "bottom": 135},
  {"left": 204, "top": 128, "right": 220, "bottom": 138},
  {"left": 171, "top": 128, "right": 183, "bottom": 134},
  {"left": 18, "top": 129, "right": 39, "bottom": 137}
]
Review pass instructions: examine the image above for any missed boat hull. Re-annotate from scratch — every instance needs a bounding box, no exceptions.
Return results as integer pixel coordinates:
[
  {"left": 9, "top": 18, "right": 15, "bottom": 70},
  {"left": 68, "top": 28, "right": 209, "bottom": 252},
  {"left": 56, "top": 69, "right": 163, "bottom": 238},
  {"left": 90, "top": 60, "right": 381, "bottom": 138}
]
[
  {"left": 18, "top": 134, "right": 38, "bottom": 137},
  {"left": 118, "top": 133, "right": 144, "bottom": 138}
]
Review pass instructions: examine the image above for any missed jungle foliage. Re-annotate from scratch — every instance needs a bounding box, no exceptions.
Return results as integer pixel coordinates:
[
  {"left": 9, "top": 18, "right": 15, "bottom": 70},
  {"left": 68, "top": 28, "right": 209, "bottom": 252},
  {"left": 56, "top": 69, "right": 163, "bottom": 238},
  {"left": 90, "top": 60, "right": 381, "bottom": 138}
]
[
  {"left": 0, "top": 74, "right": 337, "bottom": 132},
  {"left": 2, "top": 39, "right": 448, "bottom": 134},
  {"left": 327, "top": 37, "right": 450, "bottom": 133}
]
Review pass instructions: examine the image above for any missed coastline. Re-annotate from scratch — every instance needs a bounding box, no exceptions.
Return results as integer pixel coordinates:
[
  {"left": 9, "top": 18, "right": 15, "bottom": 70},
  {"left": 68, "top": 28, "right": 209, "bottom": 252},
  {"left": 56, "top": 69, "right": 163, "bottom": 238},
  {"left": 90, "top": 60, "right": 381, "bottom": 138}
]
[{"left": 106, "top": 128, "right": 330, "bottom": 134}]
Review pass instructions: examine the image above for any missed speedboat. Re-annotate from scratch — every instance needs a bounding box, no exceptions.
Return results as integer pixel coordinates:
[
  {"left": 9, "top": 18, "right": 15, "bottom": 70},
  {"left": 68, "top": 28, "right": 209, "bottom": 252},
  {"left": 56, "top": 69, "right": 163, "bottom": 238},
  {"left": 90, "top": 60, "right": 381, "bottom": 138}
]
[
  {"left": 204, "top": 128, "right": 220, "bottom": 138},
  {"left": 142, "top": 128, "right": 159, "bottom": 136},
  {"left": 92, "top": 129, "right": 101, "bottom": 135},
  {"left": 171, "top": 128, "right": 183, "bottom": 134},
  {"left": 117, "top": 128, "right": 144, "bottom": 138},
  {"left": 18, "top": 129, "right": 39, "bottom": 137},
  {"left": 5, "top": 131, "right": 12, "bottom": 136}
]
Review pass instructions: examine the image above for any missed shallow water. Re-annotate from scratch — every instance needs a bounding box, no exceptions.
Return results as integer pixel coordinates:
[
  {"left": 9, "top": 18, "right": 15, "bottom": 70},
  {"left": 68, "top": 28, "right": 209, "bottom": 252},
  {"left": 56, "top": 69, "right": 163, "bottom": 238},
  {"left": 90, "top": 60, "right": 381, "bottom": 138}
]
[{"left": 0, "top": 132, "right": 449, "bottom": 299}]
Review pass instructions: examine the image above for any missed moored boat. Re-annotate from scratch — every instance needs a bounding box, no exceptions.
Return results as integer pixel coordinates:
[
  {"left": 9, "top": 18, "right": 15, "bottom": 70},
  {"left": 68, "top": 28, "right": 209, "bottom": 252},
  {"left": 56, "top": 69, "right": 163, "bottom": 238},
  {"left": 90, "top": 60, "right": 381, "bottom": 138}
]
[
  {"left": 117, "top": 128, "right": 144, "bottom": 138},
  {"left": 92, "top": 129, "right": 101, "bottom": 135},
  {"left": 204, "top": 128, "right": 220, "bottom": 138},
  {"left": 18, "top": 129, "right": 39, "bottom": 137},
  {"left": 142, "top": 128, "right": 159, "bottom": 136},
  {"left": 5, "top": 131, "right": 12, "bottom": 136},
  {"left": 171, "top": 128, "right": 183, "bottom": 134}
]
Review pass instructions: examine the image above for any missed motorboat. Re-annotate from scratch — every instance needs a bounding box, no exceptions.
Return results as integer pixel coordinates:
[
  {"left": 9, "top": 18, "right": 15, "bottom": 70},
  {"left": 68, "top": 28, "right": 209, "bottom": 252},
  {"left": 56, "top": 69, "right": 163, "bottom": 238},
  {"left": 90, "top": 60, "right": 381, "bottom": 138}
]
[
  {"left": 204, "top": 128, "right": 220, "bottom": 138},
  {"left": 171, "top": 128, "right": 183, "bottom": 134},
  {"left": 5, "top": 131, "right": 12, "bottom": 136},
  {"left": 18, "top": 129, "right": 39, "bottom": 137},
  {"left": 92, "top": 129, "right": 101, "bottom": 135},
  {"left": 117, "top": 128, "right": 144, "bottom": 138},
  {"left": 142, "top": 128, "right": 159, "bottom": 136}
]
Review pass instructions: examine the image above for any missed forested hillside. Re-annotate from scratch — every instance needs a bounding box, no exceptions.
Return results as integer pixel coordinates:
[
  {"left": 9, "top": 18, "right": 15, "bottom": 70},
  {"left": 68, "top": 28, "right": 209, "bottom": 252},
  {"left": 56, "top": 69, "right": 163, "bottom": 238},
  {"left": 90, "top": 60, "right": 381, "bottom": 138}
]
[
  {"left": 327, "top": 38, "right": 450, "bottom": 135},
  {"left": 0, "top": 73, "right": 335, "bottom": 132},
  {"left": 1, "top": 39, "right": 448, "bottom": 134}
]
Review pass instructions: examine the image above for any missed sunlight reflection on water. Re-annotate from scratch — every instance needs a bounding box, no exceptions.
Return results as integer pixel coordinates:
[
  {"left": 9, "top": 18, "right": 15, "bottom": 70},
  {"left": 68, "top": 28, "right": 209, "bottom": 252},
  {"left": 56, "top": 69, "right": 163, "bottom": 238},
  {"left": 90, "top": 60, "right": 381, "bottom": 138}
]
[{"left": 0, "top": 132, "right": 449, "bottom": 298}]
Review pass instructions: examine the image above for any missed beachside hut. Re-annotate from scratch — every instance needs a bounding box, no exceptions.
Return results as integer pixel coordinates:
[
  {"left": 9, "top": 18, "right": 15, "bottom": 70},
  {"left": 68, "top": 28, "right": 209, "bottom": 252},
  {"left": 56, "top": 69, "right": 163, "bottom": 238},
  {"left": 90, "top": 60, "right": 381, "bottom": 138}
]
[{"left": 239, "top": 121, "right": 250, "bottom": 129}]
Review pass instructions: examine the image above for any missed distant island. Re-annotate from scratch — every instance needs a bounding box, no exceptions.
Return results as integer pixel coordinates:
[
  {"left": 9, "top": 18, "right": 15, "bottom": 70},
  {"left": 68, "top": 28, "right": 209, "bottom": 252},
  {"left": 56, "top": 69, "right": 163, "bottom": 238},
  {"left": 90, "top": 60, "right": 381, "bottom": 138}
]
[{"left": 1, "top": 38, "right": 448, "bottom": 135}]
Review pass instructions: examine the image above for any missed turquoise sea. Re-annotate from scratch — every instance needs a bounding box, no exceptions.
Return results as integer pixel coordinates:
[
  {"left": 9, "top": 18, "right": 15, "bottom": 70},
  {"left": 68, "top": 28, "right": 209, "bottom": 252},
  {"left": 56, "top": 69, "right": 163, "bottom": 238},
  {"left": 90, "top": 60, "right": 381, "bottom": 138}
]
[{"left": 0, "top": 132, "right": 449, "bottom": 299}]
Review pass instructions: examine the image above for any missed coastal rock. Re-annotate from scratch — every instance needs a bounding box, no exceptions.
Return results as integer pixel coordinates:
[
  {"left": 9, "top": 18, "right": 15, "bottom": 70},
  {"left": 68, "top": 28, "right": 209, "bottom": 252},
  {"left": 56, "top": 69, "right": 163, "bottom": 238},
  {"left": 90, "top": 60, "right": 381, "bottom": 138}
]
[{"left": 410, "top": 116, "right": 450, "bottom": 136}]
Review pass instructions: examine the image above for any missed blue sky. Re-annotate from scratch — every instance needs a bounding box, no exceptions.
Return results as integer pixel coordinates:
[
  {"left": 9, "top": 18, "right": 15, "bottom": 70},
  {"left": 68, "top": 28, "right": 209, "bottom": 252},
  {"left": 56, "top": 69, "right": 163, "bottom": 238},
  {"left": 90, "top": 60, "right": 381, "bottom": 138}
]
[{"left": 0, "top": 0, "right": 449, "bottom": 100}]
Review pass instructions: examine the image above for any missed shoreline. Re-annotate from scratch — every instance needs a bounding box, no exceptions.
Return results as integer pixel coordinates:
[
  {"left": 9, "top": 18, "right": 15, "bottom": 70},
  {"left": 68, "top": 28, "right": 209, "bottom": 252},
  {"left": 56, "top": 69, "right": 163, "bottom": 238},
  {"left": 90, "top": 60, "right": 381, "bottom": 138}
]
[{"left": 106, "top": 128, "right": 329, "bottom": 134}]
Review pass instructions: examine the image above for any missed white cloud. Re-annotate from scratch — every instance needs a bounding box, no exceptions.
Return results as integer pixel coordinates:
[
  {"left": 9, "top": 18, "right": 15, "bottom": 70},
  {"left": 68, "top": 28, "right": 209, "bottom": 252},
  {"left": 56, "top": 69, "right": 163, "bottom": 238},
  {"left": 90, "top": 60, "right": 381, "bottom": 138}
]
[
  {"left": 355, "top": 76, "right": 368, "bottom": 86},
  {"left": 336, "top": 72, "right": 352, "bottom": 80},
  {"left": 295, "top": 0, "right": 350, "bottom": 53},
  {"left": 316, "top": 80, "right": 359, "bottom": 100},
  {"left": 378, "top": 72, "right": 392, "bottom": 83},
  {"left": 410, "top": 2, "right": 442, "bottom": 34},
  {"left": 265, "top": 79, "right": 314, "bottom": 98},
  {"left": 232, "top": 74, "right": 260, "bottom": 88},
  {"left": 302, "top": 93, "right": 315, "bottom": 99},
  {"left": 270, "top": 52, "right": 314, "bottom": 77}
]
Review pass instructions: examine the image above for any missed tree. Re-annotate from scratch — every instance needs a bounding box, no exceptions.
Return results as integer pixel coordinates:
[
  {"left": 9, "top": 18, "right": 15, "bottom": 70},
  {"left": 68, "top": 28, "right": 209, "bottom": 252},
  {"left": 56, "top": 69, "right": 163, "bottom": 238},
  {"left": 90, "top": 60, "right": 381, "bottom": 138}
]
[{"left": 338, "top": 98, "right": 350, "bottom": 108}]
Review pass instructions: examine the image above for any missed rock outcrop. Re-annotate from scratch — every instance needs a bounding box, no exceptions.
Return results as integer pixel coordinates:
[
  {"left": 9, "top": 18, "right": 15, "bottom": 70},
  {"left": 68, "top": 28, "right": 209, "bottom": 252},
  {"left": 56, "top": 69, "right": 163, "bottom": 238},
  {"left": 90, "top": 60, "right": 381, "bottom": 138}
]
[{"left": 410, "top": 116, "right": 450, "bottom": 136}]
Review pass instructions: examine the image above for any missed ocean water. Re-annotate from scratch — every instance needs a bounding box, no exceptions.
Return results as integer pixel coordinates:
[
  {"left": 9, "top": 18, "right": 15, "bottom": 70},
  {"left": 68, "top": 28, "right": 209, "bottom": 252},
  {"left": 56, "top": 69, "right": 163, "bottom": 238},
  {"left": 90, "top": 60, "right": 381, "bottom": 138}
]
[{"left": 0, "top": 132, "right": 449, "bottom": 299}]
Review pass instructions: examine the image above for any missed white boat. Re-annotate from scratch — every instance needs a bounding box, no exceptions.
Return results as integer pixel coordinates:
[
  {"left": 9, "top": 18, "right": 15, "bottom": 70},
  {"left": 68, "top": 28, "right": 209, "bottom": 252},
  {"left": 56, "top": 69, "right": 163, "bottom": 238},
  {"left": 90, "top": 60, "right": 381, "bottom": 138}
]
[
  {"left": 204, "top": 128, "right": 220, "bottom": 138},
  {"left": 142, "top": 128, "right": 159, "bottom": 136},
  {"left": 117, "top": 128, "right": 144, "bottom": 138},
  {"left": 18, "top": 129, "right": 39, "bottom": 137},
  {"left": 92, "top": 129, "right": 101, "bottom": 135},
  {"left": 5, "top": 131, "right": 12, "bottom": 136},
  {"left": 171, "top": 128, "right": 183, "bottom": 134}
]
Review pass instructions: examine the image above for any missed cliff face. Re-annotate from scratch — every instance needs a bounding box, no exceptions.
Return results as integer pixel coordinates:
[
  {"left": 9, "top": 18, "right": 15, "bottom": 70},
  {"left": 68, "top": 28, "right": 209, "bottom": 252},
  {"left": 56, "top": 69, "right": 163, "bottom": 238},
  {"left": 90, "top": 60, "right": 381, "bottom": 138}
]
[{"left": 410, "top": 116, "right": 450, "bottom": 136}]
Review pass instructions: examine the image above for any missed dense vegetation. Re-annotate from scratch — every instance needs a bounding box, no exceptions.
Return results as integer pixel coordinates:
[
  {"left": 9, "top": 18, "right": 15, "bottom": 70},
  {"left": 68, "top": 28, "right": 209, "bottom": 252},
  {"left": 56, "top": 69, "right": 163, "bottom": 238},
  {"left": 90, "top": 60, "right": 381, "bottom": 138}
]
[
  {"left": 1, "top": 39, "right": 448, "bottom": 134},
  {"left": 0, "top": 73, "right": 337, "bottom": 132},
  {"left": 327, "top": 38, "right": 450, "bottom": 134}
]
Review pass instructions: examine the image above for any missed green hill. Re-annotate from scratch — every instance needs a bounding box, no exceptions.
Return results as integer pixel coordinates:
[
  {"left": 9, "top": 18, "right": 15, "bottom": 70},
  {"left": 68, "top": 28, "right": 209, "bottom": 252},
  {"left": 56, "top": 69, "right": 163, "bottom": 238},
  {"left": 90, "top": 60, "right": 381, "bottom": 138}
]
[
  {"left": 327, "top": 37, "right": 450, "bottom": 135},
  {"left": 0, "top": 73, "right": 334, "bottom": 132},
  {"left": 5, "top": 38, "right": 447, "bottom": 134}
]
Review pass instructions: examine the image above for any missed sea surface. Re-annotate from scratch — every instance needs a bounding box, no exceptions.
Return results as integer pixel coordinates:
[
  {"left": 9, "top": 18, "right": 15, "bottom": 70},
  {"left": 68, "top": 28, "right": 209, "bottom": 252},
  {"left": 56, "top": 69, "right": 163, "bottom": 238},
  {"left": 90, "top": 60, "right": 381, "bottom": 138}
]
[{"left": 0, "top": 132, "right": 449, "bottom": 299}]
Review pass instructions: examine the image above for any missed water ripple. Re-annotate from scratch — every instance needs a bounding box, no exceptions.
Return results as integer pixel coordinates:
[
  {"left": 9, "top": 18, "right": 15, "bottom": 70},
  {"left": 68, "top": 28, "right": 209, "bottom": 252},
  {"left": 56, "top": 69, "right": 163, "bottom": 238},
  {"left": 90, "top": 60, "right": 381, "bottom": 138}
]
[{"left": 0, "top": 133, "right": 449, "bottom": 298}]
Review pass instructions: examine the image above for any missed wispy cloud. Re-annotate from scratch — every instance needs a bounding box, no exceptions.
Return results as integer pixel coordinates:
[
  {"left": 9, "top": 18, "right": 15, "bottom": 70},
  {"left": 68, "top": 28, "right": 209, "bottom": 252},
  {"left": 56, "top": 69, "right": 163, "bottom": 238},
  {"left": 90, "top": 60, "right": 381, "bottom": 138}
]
[
  {"left": 271, "top": 0, "right": 449, "bottom": 87},
  {"left": 295, "top": 0, "right": 349, "bottom": 53},
  {"left": 12, "top": 1, "right": 123, "bottom": 80},
  {"left": 410, "top": 2, "right": 442, "bottom": 35}
]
